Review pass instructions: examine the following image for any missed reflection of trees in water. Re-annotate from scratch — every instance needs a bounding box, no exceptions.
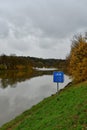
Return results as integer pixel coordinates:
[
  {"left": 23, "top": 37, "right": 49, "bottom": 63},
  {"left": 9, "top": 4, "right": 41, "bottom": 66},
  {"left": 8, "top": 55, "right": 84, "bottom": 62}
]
[
  {"left": 1, "top": 79, "right": 17, "bottom": 88},
  {"left": 0, "top": 70, "right": 54, "bottom": 88}
]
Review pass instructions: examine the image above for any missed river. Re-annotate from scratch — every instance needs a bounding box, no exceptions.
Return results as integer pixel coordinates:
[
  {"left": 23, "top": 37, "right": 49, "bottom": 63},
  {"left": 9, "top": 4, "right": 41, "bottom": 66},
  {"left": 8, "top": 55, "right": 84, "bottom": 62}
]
[{"left": 0, "top": 72, "right": 71, "bottom": 126}]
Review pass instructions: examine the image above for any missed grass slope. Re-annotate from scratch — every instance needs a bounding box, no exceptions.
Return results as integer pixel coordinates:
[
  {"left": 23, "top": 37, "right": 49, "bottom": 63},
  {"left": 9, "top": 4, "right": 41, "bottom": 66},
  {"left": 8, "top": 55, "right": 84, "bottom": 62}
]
[{"left": 0, "top": 82, "right": 87, "bottom": 130}]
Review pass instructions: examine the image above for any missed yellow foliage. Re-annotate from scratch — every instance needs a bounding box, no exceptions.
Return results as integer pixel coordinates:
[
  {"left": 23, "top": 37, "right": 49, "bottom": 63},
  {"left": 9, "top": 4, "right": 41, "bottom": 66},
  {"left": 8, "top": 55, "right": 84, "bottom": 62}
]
[
  {"left": 68, "top": 34, "right": 87, "bottom": 83},
  {"left": 16, "top": 65, "right": 25, "bottom": 70}
]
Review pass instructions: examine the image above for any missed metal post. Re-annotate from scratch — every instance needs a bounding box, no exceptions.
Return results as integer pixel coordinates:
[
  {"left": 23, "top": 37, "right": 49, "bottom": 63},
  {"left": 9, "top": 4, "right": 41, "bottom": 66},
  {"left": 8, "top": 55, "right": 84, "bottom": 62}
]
[{"left": 57, "top": 82, "right": 59, "bottom": 94}]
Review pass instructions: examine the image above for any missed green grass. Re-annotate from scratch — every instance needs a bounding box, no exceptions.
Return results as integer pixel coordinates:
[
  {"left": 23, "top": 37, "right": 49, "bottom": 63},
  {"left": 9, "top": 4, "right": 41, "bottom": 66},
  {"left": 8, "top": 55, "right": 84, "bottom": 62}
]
[{"left": 0, "top": 81, "right": 87, "bottom": 130}]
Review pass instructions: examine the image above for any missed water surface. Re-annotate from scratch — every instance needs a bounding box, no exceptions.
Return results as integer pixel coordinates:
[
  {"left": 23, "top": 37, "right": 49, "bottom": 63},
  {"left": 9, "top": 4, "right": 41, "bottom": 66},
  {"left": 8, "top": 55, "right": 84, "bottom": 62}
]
[{"left": 0, "top": 74, "right": 71, "bottom": 126}]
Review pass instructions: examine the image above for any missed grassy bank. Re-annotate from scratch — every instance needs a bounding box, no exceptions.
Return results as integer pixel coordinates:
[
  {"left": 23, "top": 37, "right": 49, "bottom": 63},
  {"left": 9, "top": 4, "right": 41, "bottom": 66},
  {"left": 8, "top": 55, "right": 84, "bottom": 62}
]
[{"left": 0, "top": 82, "right": 87, "bottom": 130}]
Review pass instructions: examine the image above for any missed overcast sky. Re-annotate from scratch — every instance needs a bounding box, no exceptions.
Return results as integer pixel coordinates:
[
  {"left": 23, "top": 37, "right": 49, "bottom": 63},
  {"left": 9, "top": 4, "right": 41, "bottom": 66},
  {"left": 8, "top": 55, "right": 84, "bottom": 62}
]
[{"left": 0, "top": 0, "right": 87, "bottom": 59}]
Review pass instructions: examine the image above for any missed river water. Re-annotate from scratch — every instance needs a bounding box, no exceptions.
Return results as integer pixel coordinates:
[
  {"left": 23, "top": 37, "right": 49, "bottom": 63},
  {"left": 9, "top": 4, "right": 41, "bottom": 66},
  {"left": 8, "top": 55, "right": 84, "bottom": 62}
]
[{"left": 0, "top": 73, "right": 71, "bottom": 126}]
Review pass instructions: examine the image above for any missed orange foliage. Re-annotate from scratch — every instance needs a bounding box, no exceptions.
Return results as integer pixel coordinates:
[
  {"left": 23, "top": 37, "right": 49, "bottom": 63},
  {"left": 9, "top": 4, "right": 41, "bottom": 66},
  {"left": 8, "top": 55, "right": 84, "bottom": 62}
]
[{"left": 68, "top": 34, "right": 87, "bottom": 83}]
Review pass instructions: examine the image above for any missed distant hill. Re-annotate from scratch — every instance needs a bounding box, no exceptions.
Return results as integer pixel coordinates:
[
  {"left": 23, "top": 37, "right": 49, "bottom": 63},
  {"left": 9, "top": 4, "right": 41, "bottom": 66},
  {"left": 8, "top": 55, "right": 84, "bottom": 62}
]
[{"left": 0, "top": 55, "right": 66, "bottom": 70}]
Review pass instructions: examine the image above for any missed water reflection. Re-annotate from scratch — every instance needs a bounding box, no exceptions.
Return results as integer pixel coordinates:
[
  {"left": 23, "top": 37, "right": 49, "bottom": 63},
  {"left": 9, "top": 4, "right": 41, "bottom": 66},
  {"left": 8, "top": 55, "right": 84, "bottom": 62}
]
[
  {"left": 0, "top": 70, "right": 71, "bottom": 126},
  {"left": 0, "top": 70, "right": 53, "bottom": 88}
]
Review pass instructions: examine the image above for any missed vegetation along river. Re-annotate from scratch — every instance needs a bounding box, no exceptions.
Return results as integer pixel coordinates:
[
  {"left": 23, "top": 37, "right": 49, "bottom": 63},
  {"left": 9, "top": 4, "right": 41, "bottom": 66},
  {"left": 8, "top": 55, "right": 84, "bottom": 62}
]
[{"left": 0, "top": 70, "right": 71, "bottom": 126}]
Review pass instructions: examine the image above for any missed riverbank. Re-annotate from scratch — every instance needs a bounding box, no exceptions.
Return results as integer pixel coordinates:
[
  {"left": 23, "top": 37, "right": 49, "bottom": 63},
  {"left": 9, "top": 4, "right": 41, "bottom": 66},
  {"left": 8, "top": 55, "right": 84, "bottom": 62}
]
[{"left": 0, "top": 81, "right": 87, "bottom": 130}]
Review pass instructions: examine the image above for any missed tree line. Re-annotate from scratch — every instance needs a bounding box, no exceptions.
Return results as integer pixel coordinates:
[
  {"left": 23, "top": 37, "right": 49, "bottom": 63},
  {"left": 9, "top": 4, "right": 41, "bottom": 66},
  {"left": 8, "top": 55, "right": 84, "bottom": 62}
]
[
  {"left": 0, "top": 55, "right": 66, "bottom": 70},
  {"left": 0, "top": 55, "right": 32, "bottom": 70}
]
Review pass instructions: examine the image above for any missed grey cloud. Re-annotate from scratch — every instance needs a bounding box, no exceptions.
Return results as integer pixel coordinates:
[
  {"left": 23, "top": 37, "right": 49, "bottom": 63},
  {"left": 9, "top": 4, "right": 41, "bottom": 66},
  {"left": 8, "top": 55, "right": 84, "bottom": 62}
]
[
  {"left": 0, "top": 19, "right": 9, "bottom": 38},
  {"left": 0, "top": 0, "right": 87, "bottom": 58},
  {"left": 1, "top": 0, "right": 87, "bottom": 39},
  {"left": 38, "top": 37, "right": 58, "bottom": 50},
  {"left": 23, "top": 0, "right": 87, "bottom": 38}
]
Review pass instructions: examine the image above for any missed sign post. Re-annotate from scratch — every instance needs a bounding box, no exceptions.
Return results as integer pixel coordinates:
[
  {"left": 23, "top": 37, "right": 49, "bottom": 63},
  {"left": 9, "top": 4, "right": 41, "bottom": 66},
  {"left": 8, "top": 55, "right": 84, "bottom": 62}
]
[
  {"left": 57, "top": 82, "right": 59, "bottom": 93},
  {"left": 53, "top": 71, "right": 64, "bottom": 93}
]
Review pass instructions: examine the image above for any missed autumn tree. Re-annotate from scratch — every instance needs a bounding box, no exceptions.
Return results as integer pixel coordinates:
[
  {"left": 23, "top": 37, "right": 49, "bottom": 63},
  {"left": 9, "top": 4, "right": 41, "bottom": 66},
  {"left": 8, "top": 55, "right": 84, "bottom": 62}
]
[{"left": 68, "top": 34, "right": 87, "bottom": 83}]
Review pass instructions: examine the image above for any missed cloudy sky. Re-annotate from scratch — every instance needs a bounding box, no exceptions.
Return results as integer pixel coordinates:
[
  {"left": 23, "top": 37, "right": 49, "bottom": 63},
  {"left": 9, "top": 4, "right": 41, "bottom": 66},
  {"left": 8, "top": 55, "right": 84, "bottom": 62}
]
[{"left": 0, "top": 0, "right": 87, "bottom": 59}]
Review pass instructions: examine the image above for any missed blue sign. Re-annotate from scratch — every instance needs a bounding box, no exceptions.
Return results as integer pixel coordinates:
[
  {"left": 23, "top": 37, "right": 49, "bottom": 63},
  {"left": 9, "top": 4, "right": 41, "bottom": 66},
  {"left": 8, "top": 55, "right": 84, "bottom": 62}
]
[{"left": 53, "top": 71, "right": 64, "bottom": 83}]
